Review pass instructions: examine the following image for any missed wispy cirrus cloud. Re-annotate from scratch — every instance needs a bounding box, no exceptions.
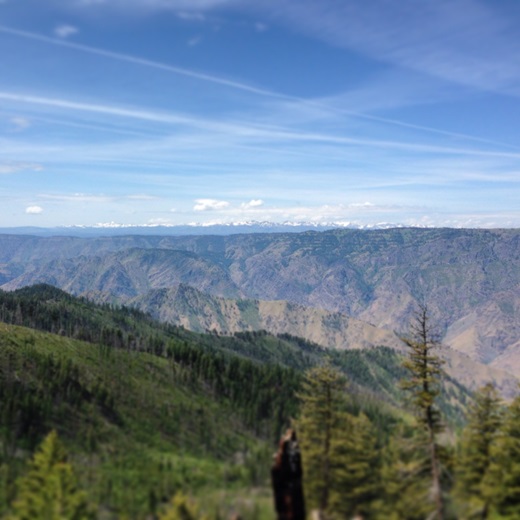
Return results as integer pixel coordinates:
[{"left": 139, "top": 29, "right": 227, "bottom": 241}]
[
  {"left": 3, "top": 23, "right": 517, "bottom": 154},
  {"left": 177, "top": 11, "right": 206, "bottom": 21},
  {"left": 3, "top": 91, "right": 520, "bottom": 161},
  {"left": 0, "top": 161, "right": 42, "bottom": 174},
  {"left": 40, "top": 193, "right": 113, "bottom": 203},
  {"left": 0, "top": 25, "right": 286, "bottom": 100},
  {"left": 54, "top": 24, "right": 79, "bottom": 38},
  {"left": 187, "top": 35, "right": 202, "bottom": 47},
  {"left": 267, "top": 0, "right": 520, "bottom": 94},
  {"left": 10, "top": 116, "right": 31, "bottom": 131}
]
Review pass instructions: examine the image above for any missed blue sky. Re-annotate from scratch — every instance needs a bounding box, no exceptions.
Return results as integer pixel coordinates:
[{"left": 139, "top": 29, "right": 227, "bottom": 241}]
[{"left": 2, "top": 0, "right": 520, "bottom": 228}]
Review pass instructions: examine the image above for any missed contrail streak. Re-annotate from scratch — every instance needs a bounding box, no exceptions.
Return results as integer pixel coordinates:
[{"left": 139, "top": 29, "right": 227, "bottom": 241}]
[{"left": 1, "top": 24, "right": 518, "bottom": 151}]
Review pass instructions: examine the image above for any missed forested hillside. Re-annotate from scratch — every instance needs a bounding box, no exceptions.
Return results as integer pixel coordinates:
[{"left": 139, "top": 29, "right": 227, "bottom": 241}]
[
  {"left": 2, "top": 285, "right": 520, "bottom": 518},
  {"left": 0, "top": 285, "right": 470, "bottom": 515},
  {"left": 0, "top": 285, "right": 407, "bottom": 518}
]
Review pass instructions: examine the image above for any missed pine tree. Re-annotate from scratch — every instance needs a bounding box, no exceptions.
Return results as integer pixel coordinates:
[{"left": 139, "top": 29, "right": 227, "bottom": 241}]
[
  {"left": 454, "top": 383, "right": 502, "bottom": 519},
  {"left": 400, "top": 305, "right": 445, "bottom": 520},
  {"left": 296, "top": 362, "right": 380, "bottom": 518},
  {"left": 296, "top": 363, "right": 349, "bottom": 513},
  {"left": 330, "top": 412, "right": 380, "bottom": 518},
  {"left": 485, "top": 393, "right": 520, "bottom": 519},
  {"left": 8, "top": 430, "right": 93, "bottom": 520},
  {"left": 375, "top": 427, "right": 432, "bottom": 520}
]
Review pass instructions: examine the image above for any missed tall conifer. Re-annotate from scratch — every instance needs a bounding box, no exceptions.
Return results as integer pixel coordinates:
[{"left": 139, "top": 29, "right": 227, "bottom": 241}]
[
  {"left": 454, "top": 383, "right": 502, "bottom": 519},
  {"left": 486, "top": 392, "right": 520, "bottom": 519},
  {"left": 296, "top": 363, "right": 348, "bottom": 513},
  {"left": 296, "top": 363, "right": 380, "bottom": 518},
  {"left": 400, "top": 305, "right": 445, "bottom": 520}
]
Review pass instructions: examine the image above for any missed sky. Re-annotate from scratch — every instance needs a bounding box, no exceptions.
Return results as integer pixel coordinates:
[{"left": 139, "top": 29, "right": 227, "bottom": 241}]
[{"left": 1, "top": 0, "right": 520, "bottom": 229}]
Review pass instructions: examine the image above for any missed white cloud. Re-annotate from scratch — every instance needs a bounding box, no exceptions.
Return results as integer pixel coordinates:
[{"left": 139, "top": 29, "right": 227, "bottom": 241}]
[
  {"left": 54, "top": 25, "right": 79, "bottom": 39},
  {"left": 41, "top": 193, "right": 113, "bottom": 203},
  {"left": 26, "top": 205, "right": 43, "bottom": 214},
  {"left": 0, "top": 162, "right": 43, "bottom": 174},
  {"left": 193, "top": 198, "right": 230, "bottom": 211},
  {"left": 126, "top": 194, "right": 159, "bottom": 200},
  {"left": 10, "top": 117, "right": 31, "bottom": 131},
  {"left": 255, "top": 22, "right": 268, "bottom": 32},
  {"left": 147, "top": 217, "right": 174, "bottom": 225},
  {"left": 241, "top": 199, "right": 264, "bottom": 209},
  {"left": 349, "top": 202, "right": 375, "bottom": 208}
]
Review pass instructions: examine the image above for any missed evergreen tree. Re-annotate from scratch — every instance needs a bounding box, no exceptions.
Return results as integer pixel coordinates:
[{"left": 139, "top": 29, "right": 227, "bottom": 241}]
[
  {"left": 454, "top": 383, "right": 502, "bottom": 519},
  {"left": 8, "top": 430, "right": 93, "bottom": 520},
  {"left": 296, "top": 363, "right": 380, "bottom": 518},
  {"left": 375, "top": 427, "right": 432, "bottom": 520},
  {"left": 400, "top": 305, "right": 446, "bottom": 520},
  {"left": 330, "top": 412, "right": 380, "bottom": 519},
  {"left": 486, "top": 393, "right": 520, "bottom": 519},
  {"left": 296, "top": 363, "right": 348, "bottom": 513}
]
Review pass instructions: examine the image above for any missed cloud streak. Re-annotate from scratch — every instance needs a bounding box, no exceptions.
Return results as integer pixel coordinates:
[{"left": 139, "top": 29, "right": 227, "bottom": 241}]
[
  {"left": 2, "top": 23, "right": 515, "bottom": 152},
  {"left": 0, "top": 25, "right": 288, "bottom": 100},
  {"left": 0, "top": 161, "right": 42, "bottom": 174},
  {"left": 3, "top": 91, "right": 520, "bottom": 161},
  {"left": 267, "top": 0, "right": 520, "bottom": 94}
]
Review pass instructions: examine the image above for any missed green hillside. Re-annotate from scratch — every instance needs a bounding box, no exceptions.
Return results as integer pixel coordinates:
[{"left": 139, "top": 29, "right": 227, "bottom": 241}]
[
  {"left": 0, "top": 322, "right": 303, "bottom": 517},
  {"left": 0, "top": 284, "right": 474, "bottom": 518},
  {"left": 0, "top": 284, "right": 471, "bottom": 421}
]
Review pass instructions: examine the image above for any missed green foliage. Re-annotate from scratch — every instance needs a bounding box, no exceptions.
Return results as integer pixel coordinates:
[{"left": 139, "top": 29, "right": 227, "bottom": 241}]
[
  {"left": 8, "top": 430, "right": 93, "bottom": 520},
  {"left": 400, "top": 305, "right": 446, "bottom": 520},
  {"left": 0, "top": 284, "right": 487, "bottom": 518},
  {"left": 0, "top": 323, "right": 291, "bottom": 517},
  {"left": 486, "top": 393, "right": 520, "bottom": 519},
  {"left": 454, "top": 384, "right": 503, "bottom": 518},
  {"left": 159, "top": 492, "right": 206, "bottom": 520},
  {"left": 296, "top": 363, "right": 381, "bottom": 518},
  {"left": 374, "top": 427, "right": 433, "bottom": 520}
]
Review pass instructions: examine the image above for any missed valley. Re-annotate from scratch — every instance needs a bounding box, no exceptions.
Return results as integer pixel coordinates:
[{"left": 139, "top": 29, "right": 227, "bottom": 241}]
[{"left": 1, "top": 227, "right": 519, "bottom": 373}]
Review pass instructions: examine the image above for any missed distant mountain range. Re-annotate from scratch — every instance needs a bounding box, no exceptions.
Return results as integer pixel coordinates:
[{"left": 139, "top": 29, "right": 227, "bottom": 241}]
[
  {"left": 0, "top": 220, "right": 407, "bottom": 237},
  {"left": 1, "top": 227, "right": 519, "bottom": 379}
]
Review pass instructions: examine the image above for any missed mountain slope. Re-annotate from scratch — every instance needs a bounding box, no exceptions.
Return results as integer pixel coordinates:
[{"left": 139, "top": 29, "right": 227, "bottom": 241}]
[
  {"left": 126, "top": 284, "right": 519, "bottom": 398},
  {"left": 1, "top": 228, "right": 519, "bottom": 368},
  {"left": 128, "top": 284, "right": 404, "bottom": 351},
  {"left": 2, "top": 248, "right": 241, "bottom": 300}
]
